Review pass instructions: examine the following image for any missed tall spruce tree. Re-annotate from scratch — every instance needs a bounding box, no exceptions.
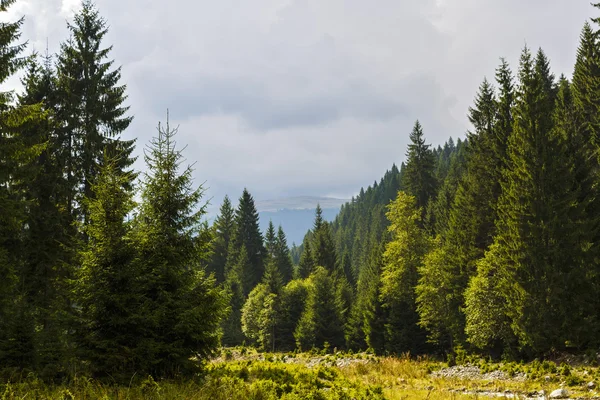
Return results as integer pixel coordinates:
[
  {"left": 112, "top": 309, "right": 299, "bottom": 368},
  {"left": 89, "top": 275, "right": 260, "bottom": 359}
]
[
  {"left": 465, "top": 48, "right": 578, "bottom": 355},
  {"left": 0, "top": 0, "right": 47, "bottom": 372},
  {"left": 132, "top": 114, "right": 226, "bottom": 377},
  {"left": 221, "top": 245, "right": 247, "bottom": 346},
  {"left": 402, "top": 120, "right": 436, "bottom": 216},
  {"left": 77, "top": 157, "right": 138, "bottom": 380},
  {"left": 380, "top": 192, "right": 430, "bottom": 354},
  {"left": 296, "top": 235, "right": 315, "bottom": 279},
  {"left": 312, "top": 205, "right": 337, "bottom": 273},
  {"left": 56, "top": 0, "right": 134, "bottom": 226},
  {"left": 232, "top": 189, "right": 265, "bottom": 295},
  {"left": 265, "top": 220, "right": 277, "bottom": 259},
  {"left": 295, "top": 267, "right": 345, "bottom": 351},
  {"left": 208, "top": 195, "right": 235, "bottom": 284},
  {"left": 417, "top": 63, "right": 513, "bottom": 349},
  {"left": 275, "top": 226, "right": 294, "bottom": 284}
]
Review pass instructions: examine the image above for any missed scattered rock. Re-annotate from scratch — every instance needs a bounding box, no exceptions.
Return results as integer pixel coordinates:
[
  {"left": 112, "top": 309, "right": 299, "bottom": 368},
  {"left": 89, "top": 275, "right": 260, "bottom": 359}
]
[
  {"left": 431, "top": 365, "right": 526, "bottom": 381},
  {"left": 589, "top": 381, "right": 597, "bottom": 390},
  {"left": 549, "top": 388, "right": 569, "bottom": 399}
]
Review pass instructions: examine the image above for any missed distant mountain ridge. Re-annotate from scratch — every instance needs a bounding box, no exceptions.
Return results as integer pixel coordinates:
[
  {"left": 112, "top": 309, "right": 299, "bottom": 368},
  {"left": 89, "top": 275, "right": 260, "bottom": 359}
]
[
  {"left": 256, "top": 196, "right": 348, "bottom": 245},
  {"left": 256, "top": 196, "right": 349, "bottom": 212}
]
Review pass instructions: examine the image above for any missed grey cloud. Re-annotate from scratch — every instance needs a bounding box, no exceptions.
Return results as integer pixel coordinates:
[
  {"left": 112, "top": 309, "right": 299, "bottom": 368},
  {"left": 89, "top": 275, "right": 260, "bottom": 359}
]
[{"left": 8, "top": 0, "right": 596, "bottom": 207}]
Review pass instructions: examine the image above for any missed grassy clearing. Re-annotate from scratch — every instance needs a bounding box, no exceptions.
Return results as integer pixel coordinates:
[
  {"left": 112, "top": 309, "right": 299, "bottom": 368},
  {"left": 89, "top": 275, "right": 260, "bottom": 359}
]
[{"left": 2, "top": 350, "right": 600, "bottom": 399}]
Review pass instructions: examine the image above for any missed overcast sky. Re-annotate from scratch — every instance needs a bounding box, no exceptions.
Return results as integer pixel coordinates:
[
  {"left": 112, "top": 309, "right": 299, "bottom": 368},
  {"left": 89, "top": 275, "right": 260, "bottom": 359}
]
[{"left": 2, "top": 0, "right": 595, "bottom": 209}]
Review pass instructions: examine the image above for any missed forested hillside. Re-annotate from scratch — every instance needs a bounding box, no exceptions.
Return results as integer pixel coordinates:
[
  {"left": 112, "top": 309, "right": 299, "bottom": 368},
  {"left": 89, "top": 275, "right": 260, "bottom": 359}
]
[{"left": 4, "top": 0, "right": 600, "bottom": 389}]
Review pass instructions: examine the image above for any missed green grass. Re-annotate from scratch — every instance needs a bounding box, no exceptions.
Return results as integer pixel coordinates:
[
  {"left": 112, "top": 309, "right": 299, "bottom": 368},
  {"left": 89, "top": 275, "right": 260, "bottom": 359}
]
[{"left": 2, "top": 350, "right": 600, "bottom": 399}]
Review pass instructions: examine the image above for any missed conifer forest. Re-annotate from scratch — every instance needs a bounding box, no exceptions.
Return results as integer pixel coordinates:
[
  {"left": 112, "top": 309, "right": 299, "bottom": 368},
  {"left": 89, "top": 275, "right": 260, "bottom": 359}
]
[{"left": 5, "top": 0, "right": 600, "bottom": 398}]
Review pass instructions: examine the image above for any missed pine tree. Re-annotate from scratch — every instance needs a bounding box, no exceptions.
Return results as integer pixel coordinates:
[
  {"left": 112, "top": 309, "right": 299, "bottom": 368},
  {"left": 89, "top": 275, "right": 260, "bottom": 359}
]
[
  {"left": 275, "top": 226, "right": 294, "bottom": 284},
  {"left": 221, "top": 245, "right": 247, "bottom": 346},
  {"left": 465, "top": 47, "right": 576, "bottom": 355},
  {"left": 0, "top": 0, "right": 46, "bottom": 372},
  {"left": 14, "top": 55, "right": 78, "bottom": 378},
  {"left": 265, "top": 220, "right": 277, "bottom": 258},
  {"left": 312, "top": 205, "right": 337, "bottom": 273},
  {"left": 208, "top": 195, "right": 235, "bottom": 284},
  {"left": 417, "top": 64, "right": 512, "bottom": 349},
  {"left": 572, "top": 21, "right": 600, "bottom": 149},
  {"left": 295, "top": 267, "right": 345, "bottom": 351},
  {"left": 56, "top": 0, "right": 134, "bottom": 226},
  {"left": 132, "top": 114, "right": 226, "bottom": 377},
  {"left": 77, "top": 156, "right": 138, "bottom": 380},
  {"left": 402, "top": 120, "right": 436, "bottom": 216},
  {"left": 297, "top": 235, "right": 315, "bottom": 279},
  {"left": 380, "top": 192, "right": 430, "bottom": 354},
  {"left": 232, "top": 189, "right": 265, "bottom": 295}
]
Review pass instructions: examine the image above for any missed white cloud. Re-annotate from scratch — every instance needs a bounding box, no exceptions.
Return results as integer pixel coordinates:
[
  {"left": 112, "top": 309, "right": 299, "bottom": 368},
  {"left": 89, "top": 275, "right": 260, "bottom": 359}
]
[{"left": 60, "top": 0, "right": 80, "bottom": 17}]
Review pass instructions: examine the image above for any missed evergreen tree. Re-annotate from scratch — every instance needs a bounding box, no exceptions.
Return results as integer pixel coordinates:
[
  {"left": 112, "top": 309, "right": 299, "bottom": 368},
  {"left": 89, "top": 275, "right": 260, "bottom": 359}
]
[
  {"left": 265, "top": 220, "right": 277, "bottom": 258},
  {"left": 381, "top": 192, "right": 430, "bottom": 354},
  {"left": 296, "top": 235, "right": 315, "bottom": 279},
  {"left": 208, "top": 195, "right": 235, "bottom": 284},
  {"left": 132, "top": 114, "right": 226, "bottom": 377},
  {"left": 263, "top": 257, "right": 284, "bottom": 295},
  {"left": 465, "top": 47, "right": 577, "bottom": 355},
  {"left": 417, "top": 63, "right": 513, "bottom": 349},
  {"left": 275, "top": 226, "right": 294, "bottom": 284},
  {"left": 11, "top": 54, "right": 77, "bottom": 378},
  {"left": 572, "top": 21, "right": 600, "bottom": 149},
  {"left": 232, "top": 189, "right": 265, "bottom": 295},
  {"left": 0, "top": 0, "right": 46, "bottom": 373},
  {"left": 221, "top": 245, "right": 247, "bottom": 346},
  {"left": 312, "top": 205, "right": 337, "bottom": 273},
  {"left": 276, "top": 279, "right": 310, "bottom": 351},
  {"left": 402, "top": 120, "right": 436, "bottom": 215},
  {"left": 295, "top": 267, "right": 345, "bottom": 351},
  {"left": 56, "top": 0, "right": 134, "bottom": 226},
  {"left": 77, "top": 157, "right": 138, "bottom": 380}
]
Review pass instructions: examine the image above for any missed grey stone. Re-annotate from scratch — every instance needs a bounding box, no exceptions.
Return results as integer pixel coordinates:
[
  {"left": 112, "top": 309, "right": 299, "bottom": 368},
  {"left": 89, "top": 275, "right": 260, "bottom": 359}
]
[{"left": 549, "top": 388, "right": 569, "bottom": 399}]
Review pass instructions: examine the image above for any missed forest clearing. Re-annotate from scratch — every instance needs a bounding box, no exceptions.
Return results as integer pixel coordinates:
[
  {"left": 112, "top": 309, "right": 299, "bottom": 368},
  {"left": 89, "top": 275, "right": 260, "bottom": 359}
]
[{"left": 2, "top": 349, "right": 600, "bottom": 399}]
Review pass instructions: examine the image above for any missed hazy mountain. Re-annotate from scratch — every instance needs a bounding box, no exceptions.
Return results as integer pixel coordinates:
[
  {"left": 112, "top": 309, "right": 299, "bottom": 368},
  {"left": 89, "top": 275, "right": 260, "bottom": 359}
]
[{"left": 256, "top": 196, "right": 348, "bottom": 245}]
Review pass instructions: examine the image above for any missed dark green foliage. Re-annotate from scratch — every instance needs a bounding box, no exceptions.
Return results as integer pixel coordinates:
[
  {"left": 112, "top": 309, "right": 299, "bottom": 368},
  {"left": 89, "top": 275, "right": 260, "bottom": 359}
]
[
  {"left": 222, "top": 245, "right": 247, "bottom": 346},
  {"left": 232, "top": 189, "right": 266, "bottom": 296},
  {"left": 348, "top": 243, "right": 386, "bottom": 353},
  {"left": 77, "top": 157, "right": 138, "bottom": 380},
  {"left": 265, "top": 220, "right": 277, "bottom": 258},
  {"left": 295, "top": 267, "right": 345, "bottom": 351},
  {"left": 381, "top": 192, "right": 430, "bottom": 355},
  {"left": 425, "top": 138, "right": 466, "bottom": 235},
  {"left": 296, "top": 235, "right": 315, "bottom": 279},
  {"left": 402, "top": 120, "right": 437, "bottom": 214},
  {"left": 311, "top": 205, "right": 338, "bottom": 273},
  {"left": 275, "top": 226, "right": 294, "bottom": 284},
  {"left": 417, "top": 63, "right": 514, "bottom": 349},
  {"left": 330, "top": 164, "right": 404, "bottom": 292},
  {"left": 276, "top": 279, "right": 310, "bottom": 351},
  {"left": 465, "top": 47, "right": 591, "bottom": 355},
  {"left": 131, "top": 115, "right": 226, "bottom": 378},
  {"left": 208, "top": 195, "right": 235, "bottom": 284},
  {"left": 0, "top": 1, "right": 50, "bottom": 375},
  {"left": 56, "top": 1, "right": 134, "bottom": 226}
]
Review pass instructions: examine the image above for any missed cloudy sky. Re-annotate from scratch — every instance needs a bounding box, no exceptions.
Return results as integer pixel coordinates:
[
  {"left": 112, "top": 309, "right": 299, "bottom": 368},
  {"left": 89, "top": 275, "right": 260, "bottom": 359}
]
[{"left": 2, "top": 0, "right": 595, "bottom": 209}]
